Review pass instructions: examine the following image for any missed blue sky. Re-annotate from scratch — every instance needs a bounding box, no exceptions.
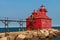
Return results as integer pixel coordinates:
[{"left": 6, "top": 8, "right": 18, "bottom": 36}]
[{"left": 0, "top": 0, "right": 60, "bottom": 27}]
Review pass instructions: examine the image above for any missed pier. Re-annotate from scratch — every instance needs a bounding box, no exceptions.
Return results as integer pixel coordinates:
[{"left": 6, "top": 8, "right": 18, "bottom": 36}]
[{"left": 0, "top": 29, "right": 60, "bottom": 40}]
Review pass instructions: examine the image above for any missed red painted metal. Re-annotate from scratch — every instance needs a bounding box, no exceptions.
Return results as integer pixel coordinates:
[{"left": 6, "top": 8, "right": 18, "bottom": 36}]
[{"left": 26, "top": 5, "right": 52, "bottom": 30}]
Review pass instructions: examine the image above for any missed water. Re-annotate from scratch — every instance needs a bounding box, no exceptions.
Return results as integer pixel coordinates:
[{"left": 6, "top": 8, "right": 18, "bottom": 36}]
[
  {"left": 0, "top": 27, "right": 60, "bottom": 40},
  {"left": 0, "top": 27, "right": 26, "bottom": 32},
  {"left": 0, "top": 27, "right": 60, "bottom": 32}
]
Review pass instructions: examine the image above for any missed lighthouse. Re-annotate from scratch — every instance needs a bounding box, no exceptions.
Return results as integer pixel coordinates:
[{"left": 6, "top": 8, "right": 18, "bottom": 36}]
[{"left": 26, "top": 5, "right": 52, "bottom": 30}]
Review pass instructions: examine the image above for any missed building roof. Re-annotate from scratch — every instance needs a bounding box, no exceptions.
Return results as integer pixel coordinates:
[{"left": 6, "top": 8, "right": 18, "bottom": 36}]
[{"left": 26, "top": 5, "right": 51, "bottom": 20}]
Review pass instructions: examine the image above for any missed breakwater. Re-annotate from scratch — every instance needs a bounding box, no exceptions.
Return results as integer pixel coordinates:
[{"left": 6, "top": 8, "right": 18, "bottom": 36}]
[{"left": 0, "top": 28, "right": 60, "bottom": 40}]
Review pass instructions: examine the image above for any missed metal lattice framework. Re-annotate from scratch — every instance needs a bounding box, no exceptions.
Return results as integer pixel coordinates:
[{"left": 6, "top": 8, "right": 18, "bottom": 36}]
[{"left": 0, "top": 17, "right": 26, "bottom": 32}]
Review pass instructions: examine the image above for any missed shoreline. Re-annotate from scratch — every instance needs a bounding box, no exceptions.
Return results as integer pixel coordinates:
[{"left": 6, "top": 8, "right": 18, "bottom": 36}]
[{"left": 0, "top": 28, "right": 60, "bottom": 40}]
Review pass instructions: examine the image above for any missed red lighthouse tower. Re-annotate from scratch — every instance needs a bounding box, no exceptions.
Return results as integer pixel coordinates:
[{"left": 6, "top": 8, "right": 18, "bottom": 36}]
[{"left": 26, "top": 5, "right": 52, "bottom": 30}]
